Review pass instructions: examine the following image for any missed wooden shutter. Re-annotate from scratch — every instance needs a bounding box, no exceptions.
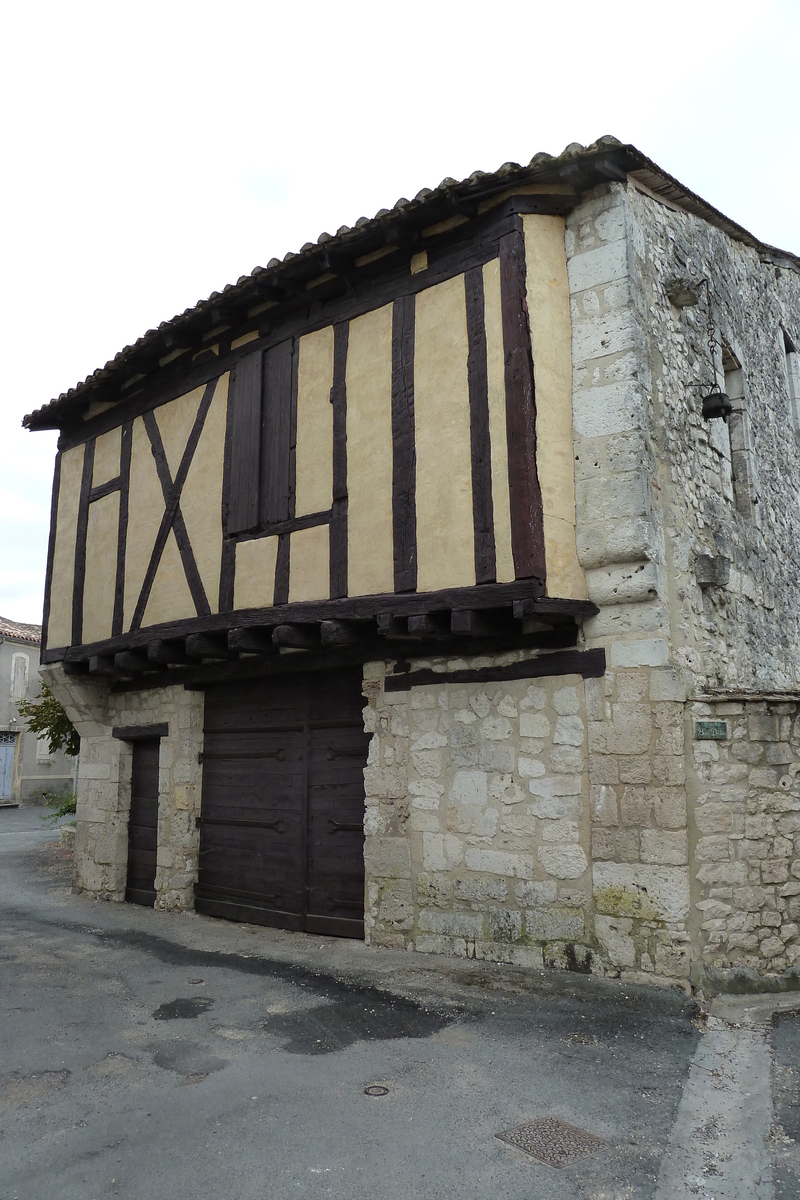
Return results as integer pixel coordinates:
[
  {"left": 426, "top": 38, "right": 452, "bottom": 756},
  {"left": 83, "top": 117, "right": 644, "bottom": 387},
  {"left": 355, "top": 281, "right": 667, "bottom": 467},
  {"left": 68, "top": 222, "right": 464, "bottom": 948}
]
[
  {"left": 260, "top": 339, "right": 294, "bottom": 525},
  {"left": 226, "top": 351, "right": 264, "bottom": 534}
]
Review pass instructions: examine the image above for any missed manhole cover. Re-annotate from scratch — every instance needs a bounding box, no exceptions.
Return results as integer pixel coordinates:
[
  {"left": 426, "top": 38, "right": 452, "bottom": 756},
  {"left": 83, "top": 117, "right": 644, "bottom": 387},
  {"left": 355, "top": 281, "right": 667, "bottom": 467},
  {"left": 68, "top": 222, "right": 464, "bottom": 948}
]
[
  {"left": 496, "top": 1117, "right": 609, "bottom": 1168},
  {"left": 363, "top": 1085, "right": 389, "bottom": 1097}
]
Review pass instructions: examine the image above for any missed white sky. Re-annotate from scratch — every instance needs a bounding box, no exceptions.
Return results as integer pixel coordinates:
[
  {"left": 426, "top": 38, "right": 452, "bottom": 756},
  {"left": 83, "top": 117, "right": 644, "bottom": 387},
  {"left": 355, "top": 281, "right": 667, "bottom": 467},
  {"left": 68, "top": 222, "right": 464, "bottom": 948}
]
[{"left": 1, "top": 0, "right": 798, "bottom": 623}]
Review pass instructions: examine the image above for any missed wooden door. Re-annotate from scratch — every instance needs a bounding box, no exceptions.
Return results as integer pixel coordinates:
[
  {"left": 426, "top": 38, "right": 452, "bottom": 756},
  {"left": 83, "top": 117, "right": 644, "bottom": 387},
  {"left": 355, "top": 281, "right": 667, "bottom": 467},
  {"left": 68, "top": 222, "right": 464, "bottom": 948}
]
[
  {"left": 125, "top": 739, "right": 160, "bottom": 906},
  {"left": 0, "top": 733, "right": 16, "bottom": 799},
  {"left": 195, "top": 668, "right": 369, "bottom": 938}
]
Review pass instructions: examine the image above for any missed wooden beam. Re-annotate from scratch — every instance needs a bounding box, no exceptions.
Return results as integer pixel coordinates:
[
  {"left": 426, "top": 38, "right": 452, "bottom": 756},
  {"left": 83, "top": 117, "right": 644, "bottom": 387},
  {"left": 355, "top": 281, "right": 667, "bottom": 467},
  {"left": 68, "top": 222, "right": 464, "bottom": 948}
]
[
  {"left": 450, "top": 609, "right": 517, "bottom": 637},
  {"left": 272, "top": 623, "right": 320, "bottom": 649},
  {"left": 147, "top": 638, "right": 190, "bottom": 665},
  {"left": 227, "top": 627, "right": 275, "bottom": 653},
  {"left": 407, "top": 613, "right": 449, "bottom": 637},
  {"left": 114, "top": 650, "right": 152, "bottom": 673},
  {"left": 320, "top": 619, "right": 369, "bottom": 647},
  {"left": 88, "top": 655, "right": 118, "bottom": 676},
  {"left": 185, "top": 633, "right": 237, "bottom": 660},
  {"left": 465, "top": 266, "right": 496, "bottom": 584},
  {"left": 384, "top": 647, "right": 607, "bottom": 691},
  {"left": 376, "top": 615, "right": 408, "bottom": 638}
]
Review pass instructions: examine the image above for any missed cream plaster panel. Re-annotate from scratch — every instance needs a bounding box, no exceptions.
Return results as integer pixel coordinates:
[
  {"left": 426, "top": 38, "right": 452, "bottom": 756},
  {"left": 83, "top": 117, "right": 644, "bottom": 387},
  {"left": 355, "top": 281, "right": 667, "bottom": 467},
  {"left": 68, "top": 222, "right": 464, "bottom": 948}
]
[
  {"left": 524, "top": 214, "right": 586, "bottom": 600},
  {"left": 295, "top": 327, "right": 334, "bottom": 516},
  {"left": 82, "top": 492, "right": 119, "bottom": 644},
  {"left": 414, "top": 274, "right": 475, "bottom": 592},
  {"left": 143, "top": 529, "right": 196, "bottom": 627},
  {"left": 346, "top": 304, "right": 395, "bottom": 596},
  {"left": 483, "top": 258, "right": 515, "bottom": 584},
  {"left": 48, "top": 446, "right": 85, "bottom": 647},
  {"left": 154, "top": 385, "right": 204, "bottom": 477},
  {"left": 231, "top": 331, "right": 259, "bottom": 350},
  {"left": 123, "top": 416, "right": 166, "bottom": 630},
  {"left": 92, "top": 427, "right": 121, "bottom": 487},
  {"left": 289, "top": 525, "right": 330, "bottom": 603},
  {"left": 180, "top": 373, "right": 227, "bottom": 612},
  {"left": 234, "top": 536, "right": 278, "bottom": 610}
]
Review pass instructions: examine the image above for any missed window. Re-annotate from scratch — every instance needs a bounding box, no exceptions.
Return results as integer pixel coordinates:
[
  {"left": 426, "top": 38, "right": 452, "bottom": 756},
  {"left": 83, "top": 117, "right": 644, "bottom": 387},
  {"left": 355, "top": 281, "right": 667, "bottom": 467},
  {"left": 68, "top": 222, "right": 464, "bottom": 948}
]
[
  {"left": 10, "top": 653, "right": 29, "bottom": 702},
  {"left": 784, "top": 330, "right": 800, "bottom": 434},
  {"left": 722, "top": 346, "right": 757, "bottom": 522},
  {"left": 36, "top": 737, "right": 52, "bottom": 764}
]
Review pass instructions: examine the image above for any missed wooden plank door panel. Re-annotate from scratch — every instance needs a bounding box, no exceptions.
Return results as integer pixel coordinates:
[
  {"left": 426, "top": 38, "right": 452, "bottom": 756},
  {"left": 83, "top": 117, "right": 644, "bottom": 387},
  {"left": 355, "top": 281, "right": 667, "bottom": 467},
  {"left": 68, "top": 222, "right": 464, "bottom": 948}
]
[
  {"left": 196, "top": 669, "right": 369, "bottom": 937},
  {"left": 125, "top": 738, "right": 159, "bottom": 906}
]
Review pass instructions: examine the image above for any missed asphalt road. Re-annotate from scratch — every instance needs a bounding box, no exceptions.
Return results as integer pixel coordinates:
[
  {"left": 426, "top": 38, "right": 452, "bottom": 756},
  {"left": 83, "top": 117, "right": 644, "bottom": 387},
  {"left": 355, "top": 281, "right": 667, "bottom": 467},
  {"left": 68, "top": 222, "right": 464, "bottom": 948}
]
[{"left": 0, "top": 805, "right": 762, "bottom": 1199}]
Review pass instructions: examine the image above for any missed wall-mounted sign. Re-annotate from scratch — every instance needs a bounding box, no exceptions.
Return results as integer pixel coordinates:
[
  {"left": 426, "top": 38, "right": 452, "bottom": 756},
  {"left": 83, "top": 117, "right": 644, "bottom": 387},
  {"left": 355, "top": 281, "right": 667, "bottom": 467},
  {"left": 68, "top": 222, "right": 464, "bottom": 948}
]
[{"left": 694, "top": 719, "right": 728, "bottom": 741}]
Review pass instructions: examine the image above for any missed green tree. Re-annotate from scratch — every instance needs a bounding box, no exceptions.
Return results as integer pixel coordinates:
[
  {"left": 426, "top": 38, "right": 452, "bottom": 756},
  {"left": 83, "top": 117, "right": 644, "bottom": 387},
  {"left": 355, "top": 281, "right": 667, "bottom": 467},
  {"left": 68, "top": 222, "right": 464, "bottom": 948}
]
[{"left": 18, "top": 684, "right": 80, "bottom": 757}]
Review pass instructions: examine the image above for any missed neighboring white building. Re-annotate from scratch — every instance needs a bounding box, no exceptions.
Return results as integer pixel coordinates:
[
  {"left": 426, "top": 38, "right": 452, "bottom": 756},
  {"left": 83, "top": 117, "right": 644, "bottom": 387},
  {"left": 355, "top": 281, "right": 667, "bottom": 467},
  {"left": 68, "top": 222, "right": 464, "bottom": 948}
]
[{"left": 0, "top": 616, "right": 75, "bottom": 804}]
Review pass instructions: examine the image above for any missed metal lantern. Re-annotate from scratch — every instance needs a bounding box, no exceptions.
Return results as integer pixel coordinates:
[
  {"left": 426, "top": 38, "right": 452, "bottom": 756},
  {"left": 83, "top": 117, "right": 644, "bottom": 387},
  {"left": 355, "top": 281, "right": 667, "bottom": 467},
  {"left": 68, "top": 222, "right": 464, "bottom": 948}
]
[{"left": 702, "top": 390, "right": 733, "bottom": 421}]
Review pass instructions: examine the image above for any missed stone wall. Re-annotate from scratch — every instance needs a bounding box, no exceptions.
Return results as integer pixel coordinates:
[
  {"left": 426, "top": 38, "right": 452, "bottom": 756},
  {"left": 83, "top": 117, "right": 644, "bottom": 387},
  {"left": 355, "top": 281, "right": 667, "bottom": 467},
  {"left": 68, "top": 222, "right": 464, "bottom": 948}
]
[
  {"left": 42, "top": 664, "right": 204, "bottom": 911},
  {"left": 688, "top": 697, "right": 800, "bottom": 979}
]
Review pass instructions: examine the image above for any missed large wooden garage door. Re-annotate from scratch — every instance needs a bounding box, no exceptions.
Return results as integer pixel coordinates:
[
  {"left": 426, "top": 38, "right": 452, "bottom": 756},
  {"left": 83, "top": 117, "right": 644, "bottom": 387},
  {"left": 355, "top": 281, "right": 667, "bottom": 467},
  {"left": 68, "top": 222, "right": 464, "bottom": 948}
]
[{"left": 194, "top": 668, "right": 369, "bottom": 938}]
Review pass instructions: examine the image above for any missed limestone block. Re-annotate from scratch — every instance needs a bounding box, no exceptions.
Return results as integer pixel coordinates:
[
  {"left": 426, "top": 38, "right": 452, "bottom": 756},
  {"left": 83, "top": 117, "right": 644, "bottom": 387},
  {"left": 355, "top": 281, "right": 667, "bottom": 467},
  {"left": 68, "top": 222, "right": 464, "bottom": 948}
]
[
  {"left": 453, "top": 875, "right": 508, "bottom": 903},
  {"left": 422, "top": 833, "right": 463, "bottom": 872},
  {"left": 364, "top": 765, "right": 408, "bottom": 799},
  {"left": 410, "top": 812, "right": 440, "bottom": 832},
  {"left": 572, "top": 379, "right": 644, "bottom": 438},
  {"left": 474, "top": 942, "right": 544, "bottom": 968},
  {"left": 749, "top": 767, "right": 780, "bottom": 789},
  {"left": 447, "top": 805, "right": 498, "bottom": 837},
  {"left": 595, "top": 915, "right": 636, "bottom": 967},
  {"left": 378, "top": 880, "right": 414, "bottom": 925},
  {"left": 649, "top": 669, "right": 688, "bottom": 702},
  {"left": 695, "top": 835, "right": 733, "bottom": 863},
  {"left": 593, "top": 862, "right": 690, "bottom": 922},
  {"left": 454, "top": 708, "right": 477, "bottom": 725},
  {"left": 760, "top": 935, "right": 785, "bottom": 958},
  {"left": 417, "top": 910, "right": 484, "bottom": 938},
  {"left": 610, "top": 639, "right": 669, "bottom": 669},
  {"left": 653, "top": 787, "right": 687, "bottom": 829},
  {"left": 409, "top": 779, "right": 444, "bottom": 810},
  {"left": 411, "top": 690, "right": 437, "bottom": 710},
  {"left": 463, "top": 848, "right": 534, "bottom": 878},
  {"left": 553, "top": 716, "right": 585, "bottom": 747},
  {"left": 550, "top": 686, "right": 579, "bottom": 716},
  {"left": 527, "top": 906, "right": 585, "bottom": 941},
  {"left": 411, "top": 731, "right": 447, "bottom": 750},
  {"left": 449, "top": 770, "right": 488, "bottom": 806},
  {"left": 487, "top": 908, "right": 523, "bottom": 943},
  {"left": 749, "top": 713, "right": 781, "bottom": 742},
  {"left": 550, "top": 745, "right": 585, "bottom": 774},
  {"left": 591, "top": 784, "right": 619, "bottom": 826},
  {"left": 520, "top": 685, "right": 547, "bottom": 711},
  {"left": 519, "top": 712, "right": 550, "bottom": 739},
  {"left": 640, "top": 829, "right": 688, "bottom": 866},
  {"left": 481, "top": 717, "right": 512, "bottom": 741},
  {"left": 619, "top": 755, "right": 653, "bottom": 784},
  {"left": 732, "top": 885, "right": 773, "bottom": 911},
  {"left": 416, "top": 873, "right": 451, "bottom": 907},
  {"left": 528, "top": 795, "right": 582, "bottom": 820},
  {"left": 410, "top": 750, "right": 442, "bottom": 778},
  {"left": 653, "top": 755, "right": 686, "bottom": 786},
  {"left": 584, "top": 679, "right": 605, "bottom": 721},
  {"left": 696, "top": 898, "right": 732, "bottom": 919},
  {"left": 567, "top": 239, "right": 628, "bottom": 293},
  {"left": 538, "top": 845, "right": 588, "bottom": 879},
  {"left": 762, "top": 860, "right": 790, "bottom": 884},
  {"left": 654, "top": 942, "right": 691, "bottom": 978},
  {"left": 365, "top": 837, "right": 412, "bottom": 879},
  {"left": 589, "top": 754, "right": 619, "bottom": 785},
  {"left": 489, "top": 775, "right": 526, "bottom": 805},
  {"left": 541, "top": 819, "right": 580, "bottom": 843},
  {"left": 620, "top": 787, "right": 652, "bottom": 826},
  {"left": 479, "top": 743, "right": 515, "bottom": 772},
  {"left": 414, "top": 934, "right": 466, "bottom": 957},
  {"left": 696, "top": 862, "right": 749, "bottom": 885},
  {"left": 592, "top": 828, "right": 616, "bottom": 859},
  {"left": 469, "top": 692, "right": 492, "bottom": 718},
  {"left": 528, "top": 775, "right": 582, "bottom": 799},
  {"left": 514, "top": 880, "right": 558, "bottom": 905}
]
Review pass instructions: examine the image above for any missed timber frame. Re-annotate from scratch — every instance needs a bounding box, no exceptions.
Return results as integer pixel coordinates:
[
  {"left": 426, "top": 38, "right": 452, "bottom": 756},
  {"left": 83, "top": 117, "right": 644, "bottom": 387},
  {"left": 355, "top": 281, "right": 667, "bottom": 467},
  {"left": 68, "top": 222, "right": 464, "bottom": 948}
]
[{"left": 39, "top": 192, "right": 589, "bottom": 677}]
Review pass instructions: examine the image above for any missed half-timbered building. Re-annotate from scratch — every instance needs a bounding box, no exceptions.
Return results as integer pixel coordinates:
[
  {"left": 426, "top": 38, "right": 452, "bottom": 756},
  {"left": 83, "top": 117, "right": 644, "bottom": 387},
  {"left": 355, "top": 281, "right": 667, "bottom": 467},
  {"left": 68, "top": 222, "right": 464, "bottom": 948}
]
[{"left": 26, "top": 137, "right": 800, "bottom": 988}]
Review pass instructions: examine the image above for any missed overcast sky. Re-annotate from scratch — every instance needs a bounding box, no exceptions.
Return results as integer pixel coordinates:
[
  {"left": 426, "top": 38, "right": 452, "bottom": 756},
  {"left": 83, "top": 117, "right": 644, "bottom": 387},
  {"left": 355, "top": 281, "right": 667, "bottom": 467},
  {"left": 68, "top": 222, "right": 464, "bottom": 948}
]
[{"left": 1, "top": 0, "right": 797, "bottom": 624}]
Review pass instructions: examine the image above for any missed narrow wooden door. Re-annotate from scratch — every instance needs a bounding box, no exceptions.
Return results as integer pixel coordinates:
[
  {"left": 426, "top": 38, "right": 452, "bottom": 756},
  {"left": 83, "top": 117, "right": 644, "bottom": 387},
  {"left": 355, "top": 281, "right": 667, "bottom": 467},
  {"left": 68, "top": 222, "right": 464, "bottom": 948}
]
[
  {"left": 125, "top": 738, "right": 160, "bottom": 906},
  {"left": 0, "top": 733, "right": 16, "bottom": 799},
  {"left": 196, "top": 668, "right": 369, "bottom": 937}
]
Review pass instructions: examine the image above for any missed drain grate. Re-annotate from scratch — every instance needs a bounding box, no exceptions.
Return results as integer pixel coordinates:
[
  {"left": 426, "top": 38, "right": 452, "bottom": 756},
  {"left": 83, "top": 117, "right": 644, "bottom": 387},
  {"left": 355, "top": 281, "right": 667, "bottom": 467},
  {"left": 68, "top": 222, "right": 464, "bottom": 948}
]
[{"left": 496, "top": 1117, "right": 609, "bottom": 1168}]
